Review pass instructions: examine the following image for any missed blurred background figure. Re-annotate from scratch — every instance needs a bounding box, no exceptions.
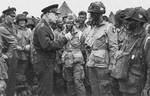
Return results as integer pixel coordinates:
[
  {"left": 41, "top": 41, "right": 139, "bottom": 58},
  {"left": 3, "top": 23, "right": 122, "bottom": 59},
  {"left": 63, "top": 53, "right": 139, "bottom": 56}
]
[
  {"left": 15, "top": 14, "right": 32, "bottom": 96},
  {"left": 77, "top": 11, "right": 87, "bottom": 32},
  {"left": 22, "top": 11, "right": 29, "bottom": 17}
]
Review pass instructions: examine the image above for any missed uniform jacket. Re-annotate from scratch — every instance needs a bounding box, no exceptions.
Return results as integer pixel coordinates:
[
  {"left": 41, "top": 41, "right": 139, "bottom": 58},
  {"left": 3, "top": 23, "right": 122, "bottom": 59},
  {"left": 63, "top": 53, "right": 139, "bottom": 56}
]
[
  {"left": 78, "top": 24, "right": 88, "bottom": 32},
  {"left": 85, "top": 21, "right": 118, "bottom": 68},
  {"left": 118, "top": 30, "right": 149, "bottom": 94},
  {"left": 62, "top": 29, "right": 84, "bottom": 67},
  {"left": 33, "top": 19, "right": 67, "bottom": 59},
  {"left": 0, "top": 33, "right": 8, "bottom": 80},
  {"left": 16, "top": 26, "right": 32, "bottom": 60},
  {"left": 0, "top": 23, "right": 17, "bottom": 58}
]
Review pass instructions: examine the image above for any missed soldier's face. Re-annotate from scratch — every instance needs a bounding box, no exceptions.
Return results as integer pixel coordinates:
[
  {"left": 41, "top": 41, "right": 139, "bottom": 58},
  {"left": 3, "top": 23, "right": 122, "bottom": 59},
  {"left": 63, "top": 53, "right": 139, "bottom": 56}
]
[
  {"left": 66, "top": 21, "right": 74, "bottom": 32},
  {"left": 78, "top": 15, "right": 87, "bottom": 24},
  {"left": 74, "top": 22, "right": 80, "bottom": 28},
  {"left": 18, "top": 20, "right": 26, "bottom": 27},
  {"left": 126, "top": 20, "right": 137, "bottom": 31},
  {"left": 47, "top": 12, "right": 58, "bottom": 23},
  {"left": 88, "top": 12, "right": 102, "bottom": 21}
]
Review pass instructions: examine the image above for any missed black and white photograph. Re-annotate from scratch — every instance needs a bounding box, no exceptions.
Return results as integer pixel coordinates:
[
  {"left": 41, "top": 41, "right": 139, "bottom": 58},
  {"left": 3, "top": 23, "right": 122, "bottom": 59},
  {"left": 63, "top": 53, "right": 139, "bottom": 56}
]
[{"left": 0, "top": 0, "right": 150, "bottom": 96}]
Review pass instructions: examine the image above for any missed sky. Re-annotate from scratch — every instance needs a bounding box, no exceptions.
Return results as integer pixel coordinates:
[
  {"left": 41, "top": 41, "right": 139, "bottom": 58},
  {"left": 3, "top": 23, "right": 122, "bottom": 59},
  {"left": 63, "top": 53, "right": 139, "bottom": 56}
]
[{"left": 0, "top": 0, "right": 150, "bottom": 17}]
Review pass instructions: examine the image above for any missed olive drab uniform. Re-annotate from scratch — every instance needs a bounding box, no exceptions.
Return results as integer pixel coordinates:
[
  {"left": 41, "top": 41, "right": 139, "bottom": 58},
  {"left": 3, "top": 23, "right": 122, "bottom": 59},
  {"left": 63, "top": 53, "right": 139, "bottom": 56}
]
[
  {"left": 53, "top": 29, "right": 66, "bottom": 96},
  {"left": 116, "top": 29, "right": 147, "bottom": 96},
  {"left": 16, "top": 26, "right": 32, "bottom": 86},
  {"left": 85, "top": 21, "right": 118, "bottom": 96},
  {"left": 0, "top": 31, "right": 8, "bottom": 96},
  {"left": 62, "top": 29, "right": 86, "bottom": 96},
  {"left": 0, "top": 22, "right": 18, "bottom": 96},
  {"left": 33, "top": 19, "right": 67, "bottom": 96}
]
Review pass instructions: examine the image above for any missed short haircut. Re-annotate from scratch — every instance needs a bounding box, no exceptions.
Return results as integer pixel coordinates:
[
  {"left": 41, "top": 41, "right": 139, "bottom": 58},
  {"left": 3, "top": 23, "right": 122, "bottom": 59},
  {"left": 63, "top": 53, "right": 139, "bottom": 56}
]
[
  {"left": 103, "top": 15, "right": 109, "bottom": 21},
  {"left": 78, "top": 11, "right": 87, "bottom": 16}
]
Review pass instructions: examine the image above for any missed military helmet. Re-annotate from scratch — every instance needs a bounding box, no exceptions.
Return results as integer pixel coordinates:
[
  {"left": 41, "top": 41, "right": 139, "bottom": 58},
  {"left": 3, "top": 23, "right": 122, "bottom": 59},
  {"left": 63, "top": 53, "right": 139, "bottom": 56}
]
[
  {"left": 115, "top": 8, "right": 133, "bottom": 26},
  {"left": 88, "top": 1, "right": 105, "bottom": 14},
  {"left": 115, "top": 8, "right": 133, "bottom": 21},
  {"left": 125, "top": 7, "right": 147, "bottom": 23},
  {"left": 66, "top": 13, "right": 75, "bottom": 24},
  {"left": 16, "top": 14, "right": 27, "bottom": 23}
]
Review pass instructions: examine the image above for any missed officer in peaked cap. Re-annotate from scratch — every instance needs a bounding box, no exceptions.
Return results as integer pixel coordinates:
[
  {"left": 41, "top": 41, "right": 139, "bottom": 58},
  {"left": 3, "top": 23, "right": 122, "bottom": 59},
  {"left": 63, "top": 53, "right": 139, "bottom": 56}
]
[
  {"left": 2, "top": 7, "right": 16, "bottom": 16},
  {"left": 33, "top": 4, "right": 70, "bottom": 96},
  {"left": 2, "top": 7, "right": 16, "bottom": 25},
  {"left": 41, "top": 4, "right": 60, "bottom": 14},
  {"left": 0, "top": 7, "right": 20, "bottom": 96}
]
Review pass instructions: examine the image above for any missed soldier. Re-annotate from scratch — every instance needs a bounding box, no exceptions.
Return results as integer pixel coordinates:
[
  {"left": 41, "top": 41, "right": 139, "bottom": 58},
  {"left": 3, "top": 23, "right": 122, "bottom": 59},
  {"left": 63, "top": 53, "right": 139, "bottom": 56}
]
[
  {"left": 62, "top": 14, "right": 86, "bottom": 96},
  {"left": 33, "top": 4, "right": 70, "bottom": 96},
  {"left": 77, "top": 11, "right": 87, "bottom": 32},
  {"left": 76, "top": 11, "right": 92, "bottom": 96},
  {"left": 85, "top": 1, "right": 118, "bottom": 96},
  {"left": 113, "top": 7, "right": 149, "bottom": 96},
  {"left": 0, "top": 7, "right": 21, "bottom": 96},
  {"left": 115, "top": 8, "right": 133, "bottom": 49},
  {"left": 15, "top": 14, "right": 32, "bottom": 95},
  {"left": 111, "top": 9, "right": 133, "bottom": 96},
  {"left": 53, "top": 19, "right": 66, "bottom": 96}
]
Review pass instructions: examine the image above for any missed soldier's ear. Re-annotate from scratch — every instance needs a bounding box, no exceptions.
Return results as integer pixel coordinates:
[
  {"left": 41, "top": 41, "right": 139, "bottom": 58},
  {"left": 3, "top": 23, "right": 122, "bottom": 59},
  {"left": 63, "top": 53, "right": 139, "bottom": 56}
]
[{"left": 45, "top": 13, "right": 49, "bottom": 18}]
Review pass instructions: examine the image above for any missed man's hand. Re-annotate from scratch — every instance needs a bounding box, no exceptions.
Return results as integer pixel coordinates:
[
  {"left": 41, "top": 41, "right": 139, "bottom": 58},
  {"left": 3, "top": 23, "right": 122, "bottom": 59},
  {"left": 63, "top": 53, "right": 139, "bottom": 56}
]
[
  {"left": 2, "top": 54, "right": 8, "bottom": 59},
  {"left": 24, "top": 45, "right": 30, "bottom": 51},
  {"left": 16, "top": 45, "right": 23, "bottom": 51},
  {"left": 65, "top": 32, "right": 73, "bottom": 40}
]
